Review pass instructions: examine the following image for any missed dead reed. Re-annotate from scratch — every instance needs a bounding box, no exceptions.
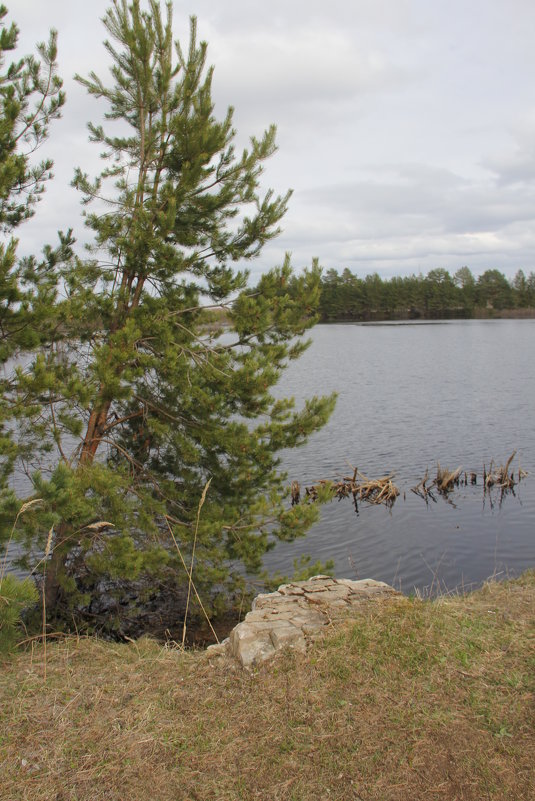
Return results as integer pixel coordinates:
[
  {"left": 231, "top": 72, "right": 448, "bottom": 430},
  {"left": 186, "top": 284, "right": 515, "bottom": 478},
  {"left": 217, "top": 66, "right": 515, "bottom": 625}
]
[
  {"left": 435, "top": 463, "right": 463, "bottom": 492},
  {"left": 298, "top": 452, "right": 528, "bottom": 511},
  {"left": 304, "top": 467, "right": 400, "bottom": 509},
  {"left": 484, "top": 450, "right": 519, "bottom": 490}
]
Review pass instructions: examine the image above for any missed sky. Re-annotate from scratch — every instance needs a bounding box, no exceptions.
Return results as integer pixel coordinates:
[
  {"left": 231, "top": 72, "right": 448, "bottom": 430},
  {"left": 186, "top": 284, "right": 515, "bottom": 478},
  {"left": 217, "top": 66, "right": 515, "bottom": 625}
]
[{"left": 10, "top": 0, "right": 535, "bottom": 282}]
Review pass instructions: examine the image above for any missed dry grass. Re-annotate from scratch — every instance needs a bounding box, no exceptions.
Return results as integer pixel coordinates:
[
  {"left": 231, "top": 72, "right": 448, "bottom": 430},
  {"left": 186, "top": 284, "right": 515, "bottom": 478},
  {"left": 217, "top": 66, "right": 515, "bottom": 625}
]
[
  {"left": 484, "top": 451, "right": 521, "bottom": 491},
  {"left": 435, "top": 464, "right": 464, "bottom": 493},
  {"left": 0, "top": 572, "right": 534, "bottom": 801}
]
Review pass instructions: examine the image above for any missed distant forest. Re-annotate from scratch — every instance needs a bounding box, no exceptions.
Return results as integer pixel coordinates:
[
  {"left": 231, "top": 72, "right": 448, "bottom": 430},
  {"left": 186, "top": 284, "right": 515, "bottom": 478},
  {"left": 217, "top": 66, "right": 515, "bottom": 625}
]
[{"left": 319, "top": 267, "right": 535, "bottom": 321}]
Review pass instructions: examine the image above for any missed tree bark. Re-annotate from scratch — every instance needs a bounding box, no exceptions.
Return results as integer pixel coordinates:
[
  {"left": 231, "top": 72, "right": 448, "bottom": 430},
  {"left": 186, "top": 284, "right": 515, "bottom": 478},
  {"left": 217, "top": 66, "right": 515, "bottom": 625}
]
[{"left": 79, "top": 402, "right": 111, "bottom": 464}]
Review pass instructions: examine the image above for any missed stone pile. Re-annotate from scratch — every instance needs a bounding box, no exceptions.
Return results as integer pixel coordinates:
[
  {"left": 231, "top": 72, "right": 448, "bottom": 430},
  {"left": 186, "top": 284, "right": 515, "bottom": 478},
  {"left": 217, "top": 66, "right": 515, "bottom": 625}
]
[{"left": 207, "top": 575, "right": 399, "bottom": 669}]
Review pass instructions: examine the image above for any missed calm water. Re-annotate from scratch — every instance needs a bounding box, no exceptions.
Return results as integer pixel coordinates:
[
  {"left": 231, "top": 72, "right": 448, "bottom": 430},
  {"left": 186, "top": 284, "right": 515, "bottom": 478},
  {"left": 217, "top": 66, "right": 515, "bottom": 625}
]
[
  {"left": 264, "top": 319, "right": 535, "bottom": 594},
  {"left": 4, "top": 319, "right": 535, "bottom": 595}
]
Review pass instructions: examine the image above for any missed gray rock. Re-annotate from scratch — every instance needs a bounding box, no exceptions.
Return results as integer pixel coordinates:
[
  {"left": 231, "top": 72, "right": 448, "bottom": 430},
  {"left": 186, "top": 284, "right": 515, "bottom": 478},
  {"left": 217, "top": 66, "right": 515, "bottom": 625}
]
[
  {"left": 229, "top": 622, "right": 276, "bottom": 667},
  {"left": 270, "top": 624, "right": 306, "bottom": 653},
  {"left": 216, "top": 575, "right": 399, "bottom": 669},
  {"left": 205, "top": 638, "right": 229, "bottom": 657}
]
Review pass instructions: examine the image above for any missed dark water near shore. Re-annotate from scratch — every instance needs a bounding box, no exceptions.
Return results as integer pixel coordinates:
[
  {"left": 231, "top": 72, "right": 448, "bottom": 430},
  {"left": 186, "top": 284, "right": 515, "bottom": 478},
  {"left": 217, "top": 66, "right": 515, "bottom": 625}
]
[
  {"left": 4, "top": 319, "right": 535, "bottom": 597},
  {"left": 263, "top": 319, "right": 535, "bottom": 594}
]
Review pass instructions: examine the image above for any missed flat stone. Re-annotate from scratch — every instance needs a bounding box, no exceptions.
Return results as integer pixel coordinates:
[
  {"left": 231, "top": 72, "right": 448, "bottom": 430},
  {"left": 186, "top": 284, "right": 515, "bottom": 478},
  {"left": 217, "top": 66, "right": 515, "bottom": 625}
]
[
  {"left": 252, "top": 592, "right": 281, "bottom": 610},
  {"left": 300, "top": 583, "right": 336, "bottom": 593},
  {"left": 265, "top": 594, "right": 302, "bottom": 605},
  {"left": 270, "top": 624, "right": 306, "bottom": 652},
  {"left": 325, "top": 583, "right": 351, "bottom": 594},
  {"left": 349, "top": 579, "right": 391, "bottom": 590},
  {"left": 324, "top": 598, "right": 351, "bottom": 609},
  {"left": 229, "top": 624, "right": 275, "bottom": 668},
  {"left": 256, "top": 603, "right": 306, "bottom": 617},
  {"left": 253, "top": 594, "right": 299, "bottom": 610},
  {"left": 277, "top": 584, "right": 306, "bottom": 596},
  {"left": 235, "top": 620, "right": 279, "bottom": 631},
  {"left": 304, "top": 589, "right": 345, "bottom": 602},
  {"left": 247, "top": 609, "right": 298, "bottom": 623},
  {"left": 289, "top": 611, "right": 326, "bottom": 629},
  {"left": 245, "top": 608, "right": 279, "bottom": 621}
]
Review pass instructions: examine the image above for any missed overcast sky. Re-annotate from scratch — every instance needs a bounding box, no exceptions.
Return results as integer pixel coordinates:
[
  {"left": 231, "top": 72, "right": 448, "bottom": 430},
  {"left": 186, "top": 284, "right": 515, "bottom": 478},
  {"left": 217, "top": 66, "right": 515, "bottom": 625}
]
[{"left": 10, "top": 0, "right": 535, "bottom": 282}]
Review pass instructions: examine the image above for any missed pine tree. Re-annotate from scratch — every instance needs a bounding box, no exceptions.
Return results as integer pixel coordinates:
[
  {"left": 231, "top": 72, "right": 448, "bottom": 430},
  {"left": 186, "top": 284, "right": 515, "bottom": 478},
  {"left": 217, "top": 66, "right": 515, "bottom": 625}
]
[
  {"left": 0, "top": 573, "right": 37, "bottom": 654},
  {"left": 0, "top": 4, "right": 65, "bottom": 359},
  {"left": 6, "top": 0, "right": 336, "bottom": 629},
  {"left": 0, "top": 5, "right": 65, "bottom": 648},
  {"left": 0, "top": 3, "right": 68, "bottom": 488}
]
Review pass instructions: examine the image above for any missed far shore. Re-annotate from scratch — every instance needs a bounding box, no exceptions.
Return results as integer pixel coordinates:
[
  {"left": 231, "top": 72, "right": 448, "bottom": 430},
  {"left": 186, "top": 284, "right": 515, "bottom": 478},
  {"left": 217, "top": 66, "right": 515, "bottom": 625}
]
[{"left": 320, "top": 306, "right": 535, "bottom": 323}]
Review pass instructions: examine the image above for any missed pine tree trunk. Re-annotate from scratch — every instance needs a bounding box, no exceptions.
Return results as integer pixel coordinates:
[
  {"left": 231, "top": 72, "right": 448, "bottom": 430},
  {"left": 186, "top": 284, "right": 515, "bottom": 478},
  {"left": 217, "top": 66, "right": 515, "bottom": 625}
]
[
  {"left": 43, "top": 403, "right": 110, "bottom": 617},
  {"left": 80, "top": 403, "right": 111, "bottom": 464}
]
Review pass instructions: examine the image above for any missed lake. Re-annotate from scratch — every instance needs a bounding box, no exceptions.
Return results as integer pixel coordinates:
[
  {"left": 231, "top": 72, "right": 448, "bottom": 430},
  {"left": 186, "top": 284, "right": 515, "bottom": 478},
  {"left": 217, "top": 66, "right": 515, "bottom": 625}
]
[
  {"left": 264, "top": 319, "right": 535, "bottom": 594},
  {"left": 3, "top": 319, "right": 534, "bottom": 596}
]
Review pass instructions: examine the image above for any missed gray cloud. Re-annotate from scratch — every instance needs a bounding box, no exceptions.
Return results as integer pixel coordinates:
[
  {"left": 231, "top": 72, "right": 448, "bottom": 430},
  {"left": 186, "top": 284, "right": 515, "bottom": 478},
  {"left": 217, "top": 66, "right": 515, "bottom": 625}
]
[{"left": 7, "top": 0, "right": 535, "bottom": 280}]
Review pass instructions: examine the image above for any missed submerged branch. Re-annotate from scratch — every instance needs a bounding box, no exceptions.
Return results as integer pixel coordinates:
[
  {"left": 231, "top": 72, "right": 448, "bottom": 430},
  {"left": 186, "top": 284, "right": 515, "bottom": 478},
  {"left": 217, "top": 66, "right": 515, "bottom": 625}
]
[{"left": 292, "top": 453, "right": 528, "bottom": 514}]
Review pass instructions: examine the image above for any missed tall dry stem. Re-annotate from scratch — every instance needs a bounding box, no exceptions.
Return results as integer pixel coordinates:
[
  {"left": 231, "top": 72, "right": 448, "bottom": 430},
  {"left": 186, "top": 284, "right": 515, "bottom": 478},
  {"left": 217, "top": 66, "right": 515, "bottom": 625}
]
[
  {"left": 42, "top": 526, "right": 54, "bottom": 681},
  {"left": 182, "top": 479, "right": 212, "bottom": 647},
  {"left": 166, "top": 519, "right": 220, "bottom": 646}
]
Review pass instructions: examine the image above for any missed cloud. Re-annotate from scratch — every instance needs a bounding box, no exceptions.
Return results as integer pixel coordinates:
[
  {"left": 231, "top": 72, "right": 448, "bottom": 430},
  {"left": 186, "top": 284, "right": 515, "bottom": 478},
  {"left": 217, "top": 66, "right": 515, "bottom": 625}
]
[
  {"left": 211, "top": 30, "right": 403, "bottom": 109},
  {"left": 7, "top": 0, "right": 535, "bottom": 280},
  {"left": 482, "top": 116, "right": 535, "bottom": 188}
]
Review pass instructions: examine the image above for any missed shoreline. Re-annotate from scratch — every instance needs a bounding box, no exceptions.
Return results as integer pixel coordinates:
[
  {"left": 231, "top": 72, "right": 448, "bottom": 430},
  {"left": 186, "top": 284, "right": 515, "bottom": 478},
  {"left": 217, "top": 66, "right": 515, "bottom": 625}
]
[{"left": 320, "top": 306, "right": 535, "bottom": 323}]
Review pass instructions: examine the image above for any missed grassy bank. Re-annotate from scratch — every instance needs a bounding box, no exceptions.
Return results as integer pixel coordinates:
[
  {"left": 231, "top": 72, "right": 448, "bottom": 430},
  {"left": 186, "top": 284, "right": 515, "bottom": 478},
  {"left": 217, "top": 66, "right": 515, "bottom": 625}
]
[{"left": 1, "top": 572, "right": 534, "bottom": 801}]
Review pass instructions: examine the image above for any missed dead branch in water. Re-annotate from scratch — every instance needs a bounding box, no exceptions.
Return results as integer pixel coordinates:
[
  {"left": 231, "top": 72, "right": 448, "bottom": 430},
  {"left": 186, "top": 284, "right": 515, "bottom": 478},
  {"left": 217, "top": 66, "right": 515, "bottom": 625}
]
[
  {"left": 352, "top": 471, "right": 399, "bottom": 507},
  {"left": 410, "top": 469, "right": 437, "bottom": 504},
  {"left": 295, "top": 453, "right": 528, "bottom": 513},
  {"left": 411, "top": 452, "right": 528, "bottom": 502},
  {"left": 303, "top": 469, "right": 400, "bottom": 509},
  {"left": 410, "top": 463, "right": 463, "bottom": 502}
]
